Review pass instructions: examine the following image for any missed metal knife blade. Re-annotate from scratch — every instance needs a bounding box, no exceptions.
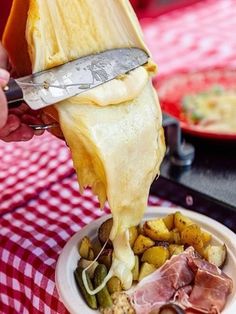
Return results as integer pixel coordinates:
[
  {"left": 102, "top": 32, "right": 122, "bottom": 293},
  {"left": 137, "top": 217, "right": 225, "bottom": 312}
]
[{"left": 5, "top": 48, "right": 149, "bottom": 110}]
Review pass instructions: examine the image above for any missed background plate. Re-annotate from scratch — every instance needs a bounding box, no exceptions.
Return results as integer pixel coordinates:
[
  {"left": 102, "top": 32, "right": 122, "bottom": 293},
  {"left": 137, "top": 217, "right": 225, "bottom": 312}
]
[
  {"left": 55, "top": 206, "right": 236, "bottom": 314},
  {"left": 155, "top": 69, "right": 236, "bottom": 140}
]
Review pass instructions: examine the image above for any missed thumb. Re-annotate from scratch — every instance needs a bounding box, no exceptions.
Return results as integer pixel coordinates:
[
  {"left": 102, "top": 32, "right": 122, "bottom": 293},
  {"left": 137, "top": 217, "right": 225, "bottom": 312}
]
[
  {"left": 0, "top": 89, "right": 8, "bottom": 129},
  {"left": 0, "top": 69, "right": 9, "bottom": 129},
  {"left": 0, "top": 68, "right": 10, "bottom": 87},
  {"left": 0, "top": 42, "right": 9, "bottom": 69}
]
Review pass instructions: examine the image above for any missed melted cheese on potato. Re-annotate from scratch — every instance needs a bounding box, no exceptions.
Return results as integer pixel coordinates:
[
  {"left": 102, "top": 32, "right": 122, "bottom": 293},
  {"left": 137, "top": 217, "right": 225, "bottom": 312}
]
[{"left": 25, "top": 0, "right": 165, "bottom": 290}]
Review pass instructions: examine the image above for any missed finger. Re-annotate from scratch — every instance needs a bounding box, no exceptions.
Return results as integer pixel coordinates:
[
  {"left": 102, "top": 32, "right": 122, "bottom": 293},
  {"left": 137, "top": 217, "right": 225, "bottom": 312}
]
[
  {"left": 8, "top": 102, "right": 30, "bottom": 116},
  {"left": 1, "top": 124, "right": 34, "bottom": 142},
  {"left": 0, "top": 114, "right": 20, "bottom": 138},
  {"left": 21, "top": 113, "right": 45, "bottom": 136},
  {"left": 21, "top": 113, "right": 44, "bottom": 125},
  {"left": 0, "top": 89, "right": 8, "bottom": 128},
  {"left": 9, "top": 102, "right": 42, "bottom": 120},
  {"left": 0, "top": 68, "right": 10, "bottom": 86},
  {"left": 24, "top": 106, "right": 43, "bottom": 119},
  {"left": 0, "top": 43, "right": 8, "bottom": 69}
]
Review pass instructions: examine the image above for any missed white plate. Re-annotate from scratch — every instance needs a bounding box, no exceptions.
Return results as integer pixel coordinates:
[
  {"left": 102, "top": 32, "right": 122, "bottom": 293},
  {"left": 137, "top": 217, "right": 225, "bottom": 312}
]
[{"left": 55, "top": 207, "right": 236, "bottom": 314}]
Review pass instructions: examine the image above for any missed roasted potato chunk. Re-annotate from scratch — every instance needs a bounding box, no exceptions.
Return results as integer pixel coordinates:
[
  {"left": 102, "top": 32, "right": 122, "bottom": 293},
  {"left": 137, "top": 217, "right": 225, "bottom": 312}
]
[
  {"left": 132, "top": 255, "right": 139, "bottom": 281},
  {"left": 143, "top": 218, "right": 170, "bottom": 241},
  {"left": 129, "top": 226, "right": 139, "bottom": 248},
  {"left": 201, "top": 230, "right": 212, "bottom": 246},
  {"left": 204, "top": 244, "right": 227, "bottom": 268},
  {"left": 97, "top": 249, "right": 113, "bottom": 270},
  {"left": 107, "top": 276, "right": 122, "bottom": 294},
  {"left": 181, "top": 224, "right": 204, "bottom": 251},
  {"left": 137, "top": 224, "right": 144, "bottom": 235},
  {"left": 87, "top": 248, "right": 95, "bottom": 261},
  {"left": 174, "top": 211, "right": 193, "bottom": 232},
  {"left": 162, "top": 213, "right": 174, "bottom": 230},
  {"left": 98, "top": 218, "right": 113, "bottom": 247},
  {"left": 169, "top": 228, "right": 181, "bottom": 244},
  {"left": 133, "top": 234, "right": 155, "bottom": 255},
  {"left": 141, "top": 246, "right": 170, "bottom": 268},
  {"left": 169, "top": 244, "right": 184, "bottom": 257},
  {"left": 79, "top": 236, "right": 93, "bottom": 259},
  {"left": 92, "top": 238, "right": 102, "bottom": 257},
  {"left": 139, "top": 262, "right": 156, "bottom": 281}
]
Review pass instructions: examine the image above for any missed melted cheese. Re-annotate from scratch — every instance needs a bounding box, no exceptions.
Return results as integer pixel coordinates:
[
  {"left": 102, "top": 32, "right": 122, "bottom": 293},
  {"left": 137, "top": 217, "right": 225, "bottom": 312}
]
[
  {"left": 25, "top": 0, "right": 165, "bottom": 290},
  {"left": 26, "top": 0, "right": 148, "bottom": 72}
]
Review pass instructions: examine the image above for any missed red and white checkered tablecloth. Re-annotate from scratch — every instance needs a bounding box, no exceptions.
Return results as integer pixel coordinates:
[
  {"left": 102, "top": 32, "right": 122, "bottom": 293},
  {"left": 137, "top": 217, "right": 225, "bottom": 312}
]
[
  {"left": 141, "top": 0, "right": 236, "bottom": 79},
  {"left": 1, "top": 0, "right": 236, "bottom": 313},
  {"left": 0, "top": 169, "right": 172, "bottom": 314}
]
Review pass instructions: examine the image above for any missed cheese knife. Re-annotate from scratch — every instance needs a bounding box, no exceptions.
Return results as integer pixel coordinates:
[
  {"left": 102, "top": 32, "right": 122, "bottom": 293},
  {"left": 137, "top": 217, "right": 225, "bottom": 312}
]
[{"left": 4, "top": 48, "right": 149, "bottom": 111}]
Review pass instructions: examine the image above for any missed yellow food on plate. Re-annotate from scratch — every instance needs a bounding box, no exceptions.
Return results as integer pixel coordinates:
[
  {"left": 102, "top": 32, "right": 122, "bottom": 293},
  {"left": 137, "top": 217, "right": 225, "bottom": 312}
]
[
  {"left": 143, "top": 218, "right": 171, "bottom": 241},
  {"left": 132, "top": 255, "right": 140, "bottom": 281},
  {"left": 203, "top": 244, "right": 227, "bottom": 268},
  {"left": 138, "top": 262, "right": 156, "bottom": 282},
  {"left": 174, "top": 211, "right": 193, "bottom": 232},
  {"left": 162, "top": 213, "right": 174, "bottom": 230},
  {"left": 133, "top": 234, "right": 155, "bottom": 255},
  {"left": 181, "top": 223, "right": 204, "bottom": 250},
  {"left": 169, "top": 228, "right": 181, "bottom": 244},
  {"left": 106, "top": 276, "right": 122, "bottom": 295},
  {"left": 4, "top": 0, "right": 165, "bottom": 292},
  {"left": 168, "top": 244, "right": 184, "bottom": 256},
  {"left": 182, "top": 85, "right": 236, "bottom": 133},
  {"left": 79, "top": 236, "right": 95, "bottom": 260},
  {"left": 129, "top": 226, "right": 139, "bottom": 248},
  {"left": 141, "top": 246, "right": 170, "bottom": 268}
]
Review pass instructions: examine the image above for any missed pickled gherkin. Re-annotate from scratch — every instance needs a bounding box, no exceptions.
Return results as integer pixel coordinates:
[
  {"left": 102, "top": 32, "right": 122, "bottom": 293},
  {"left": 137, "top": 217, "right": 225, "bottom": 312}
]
[
  {"left": 94, "top": 264, "right": 112, "bottom": 308},
  {"left": 74, "top": 267, "right": 98, "bottom": 310}
]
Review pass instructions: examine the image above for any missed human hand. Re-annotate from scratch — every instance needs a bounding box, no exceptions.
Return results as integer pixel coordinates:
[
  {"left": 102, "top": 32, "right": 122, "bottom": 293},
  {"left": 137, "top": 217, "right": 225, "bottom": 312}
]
[
  {"left": 0, "top": 102, "right": 45, "bottom": 142},
  {"left": 0, "top": 42, "right": 44, "bottom": 142}
]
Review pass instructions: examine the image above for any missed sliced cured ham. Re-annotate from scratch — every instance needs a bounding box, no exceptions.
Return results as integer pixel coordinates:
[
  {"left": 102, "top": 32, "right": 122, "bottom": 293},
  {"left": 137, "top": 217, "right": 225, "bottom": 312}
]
[
  {"left": 129, "top": 247, "right": 196, "bottom": 314},
  {"left": 185, "top": 257, "right": 233, "bottom": 314},
  {"left": 129, "top": 247, "right": 233, "bottom": 314}
]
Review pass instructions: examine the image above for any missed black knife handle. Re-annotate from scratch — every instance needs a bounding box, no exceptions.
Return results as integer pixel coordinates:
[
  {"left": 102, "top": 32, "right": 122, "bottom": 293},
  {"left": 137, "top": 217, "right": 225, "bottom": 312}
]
[{"left": 3, "top": 78, "right": 24, "bottom": 108}]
